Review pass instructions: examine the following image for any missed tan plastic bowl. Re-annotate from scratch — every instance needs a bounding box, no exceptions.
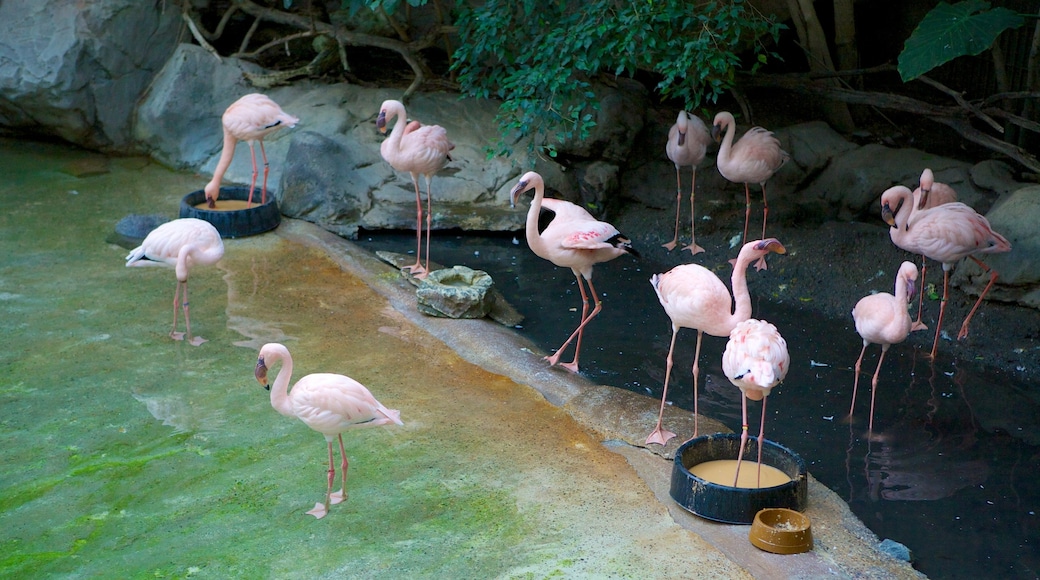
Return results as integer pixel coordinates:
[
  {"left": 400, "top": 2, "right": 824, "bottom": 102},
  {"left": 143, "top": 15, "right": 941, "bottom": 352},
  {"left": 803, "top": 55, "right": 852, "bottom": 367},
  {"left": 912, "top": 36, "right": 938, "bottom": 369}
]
[{"left": 748, "top": 508, "right": 813, "bottom": 554}]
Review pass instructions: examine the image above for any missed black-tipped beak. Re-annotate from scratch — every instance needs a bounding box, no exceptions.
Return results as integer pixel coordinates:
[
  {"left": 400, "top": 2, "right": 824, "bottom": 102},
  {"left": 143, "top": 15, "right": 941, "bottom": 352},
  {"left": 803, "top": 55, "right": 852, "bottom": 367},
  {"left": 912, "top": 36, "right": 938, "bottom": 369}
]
[
  {"left": 255, "top": 357, "right": 270, "bottom": 390},
  {"left": 677, "top": 129, "right": 687, "bottom": 147},
  {"left": 510, "top": 180, "right": 529, "bottom": 208},
  {"left": 711, "top": 124, "right": 723, "bottom": 142},
  {"left": 376, "top": 110, "right": 387, "bottom": 133},
  {"left": 881, "top": 202, "right": 897, "bottom": 227}
]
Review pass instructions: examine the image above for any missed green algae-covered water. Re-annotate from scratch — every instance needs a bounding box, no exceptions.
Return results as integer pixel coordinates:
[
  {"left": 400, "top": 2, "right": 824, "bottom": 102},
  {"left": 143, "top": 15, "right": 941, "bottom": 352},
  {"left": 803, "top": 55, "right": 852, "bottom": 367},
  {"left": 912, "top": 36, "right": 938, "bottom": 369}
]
[{"left": 0, "top": 138, "right": 746, "bottom": 579}]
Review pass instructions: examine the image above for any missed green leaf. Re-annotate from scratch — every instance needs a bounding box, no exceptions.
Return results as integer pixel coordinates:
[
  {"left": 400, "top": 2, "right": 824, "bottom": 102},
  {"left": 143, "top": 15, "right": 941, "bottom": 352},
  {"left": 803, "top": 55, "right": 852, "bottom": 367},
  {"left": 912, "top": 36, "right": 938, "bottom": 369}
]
[{"left": 898, "top": 0, "right": 1025, "bottom": 82}]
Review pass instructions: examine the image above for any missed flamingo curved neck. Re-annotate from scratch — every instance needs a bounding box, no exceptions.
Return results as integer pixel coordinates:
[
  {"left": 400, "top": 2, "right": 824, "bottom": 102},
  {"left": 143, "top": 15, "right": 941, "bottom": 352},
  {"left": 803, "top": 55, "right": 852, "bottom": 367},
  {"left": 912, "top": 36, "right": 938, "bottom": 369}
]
[
  {"left": 523, "top": 183, "right": 545, "bottom": 253},
  {"left": 381, "top": 106, "right": 407, "bottom": 161},
  {"left": 717, "top": 116, "right": 736, "bottom": 166},
  {"left": 205, "top": 129, "right": 239, "bottom": 199},
  {"left": 728, "top": 250, "right": 759, "bottom": 322},
  {"left": 268, "top": 348, "right": 296, "bottom": 418}
]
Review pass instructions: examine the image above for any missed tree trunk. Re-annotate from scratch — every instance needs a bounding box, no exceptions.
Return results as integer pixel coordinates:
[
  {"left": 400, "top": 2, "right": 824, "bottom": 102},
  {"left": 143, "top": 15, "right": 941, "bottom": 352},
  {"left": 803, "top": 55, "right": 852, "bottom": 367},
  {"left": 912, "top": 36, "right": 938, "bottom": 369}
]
[
  {"left": 833, "top": 0, "right": 858, "bottom": 82},
  {"left": 785, "top": 0, "right": 856, "bottom": 132}
]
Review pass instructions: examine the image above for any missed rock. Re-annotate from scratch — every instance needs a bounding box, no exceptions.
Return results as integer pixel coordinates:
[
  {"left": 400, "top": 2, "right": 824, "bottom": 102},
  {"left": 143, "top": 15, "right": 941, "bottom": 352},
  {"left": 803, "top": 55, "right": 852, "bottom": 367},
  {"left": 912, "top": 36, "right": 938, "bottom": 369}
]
[
  {"left": 416, "top": 266, "right": 496, "bottom": 319},
  {"left": 0, "top": 0, "right": 180, "bottom": 150},
  {"left": 107, "top": 214, "right": 169, "bottom": 249},
  {"left": 879, "top": 539, "right": 913, "bottom": 562}
]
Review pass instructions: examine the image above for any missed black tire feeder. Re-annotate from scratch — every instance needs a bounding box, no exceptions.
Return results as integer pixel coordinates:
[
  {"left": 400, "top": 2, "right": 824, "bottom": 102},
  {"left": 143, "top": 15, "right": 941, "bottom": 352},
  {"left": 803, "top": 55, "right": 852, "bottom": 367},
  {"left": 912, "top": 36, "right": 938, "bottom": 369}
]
[
  {"left": 670, "top": 433, "right": 808, "bottom": 524},
  {"left": 180, "top": 186, "right": 281, "bottom": 238}
]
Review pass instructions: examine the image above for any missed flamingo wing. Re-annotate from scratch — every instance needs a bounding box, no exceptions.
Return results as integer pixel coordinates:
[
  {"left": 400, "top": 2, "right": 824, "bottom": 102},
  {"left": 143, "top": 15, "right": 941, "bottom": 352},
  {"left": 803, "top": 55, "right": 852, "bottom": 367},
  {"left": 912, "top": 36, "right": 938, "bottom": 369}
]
[
  {"left": 652, "top": 265, "right": 733, "bottom": 334},
  {"left": 722, "top": 319, "right": 789, "bottom": 398},
  {"left": 291, "top": 374, "right": 402, "bottom": 436},
  {"left": 909, "top": 203, "right": 1011, "bottom": 263}
]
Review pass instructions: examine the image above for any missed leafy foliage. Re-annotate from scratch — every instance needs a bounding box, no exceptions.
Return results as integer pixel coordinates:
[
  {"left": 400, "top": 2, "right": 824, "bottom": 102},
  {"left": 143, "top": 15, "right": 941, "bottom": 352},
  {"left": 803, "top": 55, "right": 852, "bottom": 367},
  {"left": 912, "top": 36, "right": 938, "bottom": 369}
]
[
  {"left": 451, "top": 0, "right": 782, "bottom": 157},
  {"left": 897, "top": 0, "right": 1025, "bottom": 82}
]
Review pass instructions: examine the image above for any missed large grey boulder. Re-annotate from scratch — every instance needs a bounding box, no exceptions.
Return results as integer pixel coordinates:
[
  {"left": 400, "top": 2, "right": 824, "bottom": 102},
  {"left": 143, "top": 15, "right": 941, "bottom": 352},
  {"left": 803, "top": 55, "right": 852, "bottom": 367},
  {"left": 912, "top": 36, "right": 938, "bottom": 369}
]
[{"left": 0, "top": 0, "right": 180, "bottom": 150}]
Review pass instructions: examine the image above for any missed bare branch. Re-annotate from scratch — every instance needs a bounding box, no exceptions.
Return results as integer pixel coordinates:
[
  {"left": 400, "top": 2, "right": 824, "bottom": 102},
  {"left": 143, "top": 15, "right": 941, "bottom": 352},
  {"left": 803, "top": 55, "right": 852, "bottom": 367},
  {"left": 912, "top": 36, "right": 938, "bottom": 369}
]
[
  {"left": 181, "top": 11, "right": 221, "bottom": 61},
  {"left": 915, "top": 75, "right": 1003, "bottom": 133}
]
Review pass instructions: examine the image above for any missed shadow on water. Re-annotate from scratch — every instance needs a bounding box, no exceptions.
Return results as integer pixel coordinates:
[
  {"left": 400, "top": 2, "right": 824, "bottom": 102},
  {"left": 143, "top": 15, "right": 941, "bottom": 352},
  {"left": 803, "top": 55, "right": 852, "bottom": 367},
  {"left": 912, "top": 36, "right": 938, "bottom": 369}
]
[{"left": 359, "top": 230, "right": 1040, "bottom": 580}]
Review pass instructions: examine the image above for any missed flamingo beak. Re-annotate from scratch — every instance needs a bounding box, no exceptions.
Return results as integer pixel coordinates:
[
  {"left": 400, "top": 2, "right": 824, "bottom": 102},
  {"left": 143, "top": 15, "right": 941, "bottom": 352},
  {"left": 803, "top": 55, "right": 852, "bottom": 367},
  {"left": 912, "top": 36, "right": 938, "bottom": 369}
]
[
  {"left": 509, "top": 180, "right": 528, "bottom": 208},
  {"left": 881, "top": 202, "right": 897, "bottom": 227},
  {"left": 677, "top": 129, "right": 687, "bottom": 147},
  {"left": 255, "top": 358, "right": 270, "bottom": 391},
  {"left": 711, "top": 124, "right": 723, "bottom": 142},
  {"left": 908, "top": 279, "right": 917, "bottom": 303},
  {"left": 757, "top": 238, "right": 787, "bottom": 255},
  {"left": 206, "top": 195, "right": 216, "bottom": 209},
  {"left": 376, "top": 110, "right": 387, "bottom": 134}
]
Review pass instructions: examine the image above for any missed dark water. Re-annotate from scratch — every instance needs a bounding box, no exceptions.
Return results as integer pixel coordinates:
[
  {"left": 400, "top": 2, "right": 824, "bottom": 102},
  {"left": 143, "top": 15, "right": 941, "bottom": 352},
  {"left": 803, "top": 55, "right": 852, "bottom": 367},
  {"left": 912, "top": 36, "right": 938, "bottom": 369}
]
[{"left": 359, "top": 230, "right": 1040, "bottom": 580}]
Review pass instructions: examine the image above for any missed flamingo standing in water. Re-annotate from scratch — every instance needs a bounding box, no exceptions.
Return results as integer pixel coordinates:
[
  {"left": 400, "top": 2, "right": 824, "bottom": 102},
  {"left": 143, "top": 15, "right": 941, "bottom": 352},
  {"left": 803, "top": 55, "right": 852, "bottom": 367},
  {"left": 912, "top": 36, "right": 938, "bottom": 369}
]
[
  {"left": 377, "top": 99, "right": 455, "bottom": 279},
  {"left": 204, "top": 93, "right": 299, "bottom": 208},
  {"left": 663, "top": 110, "right": 711, "bottom": 254},
  {"left": 510, "top": 171, "right": 638, "bottom": 374},
  {"left": 907, "top": 168, "right": 959, "bottom": 331},
  {"left": 125, "top": 218, "right": 225, "bottom": 346},
  {"left": 722, "top": 318, "right": 789, "bottom": 487},
  {"left": 881, "top": 186, "right": 1011, "bottom": 359},
  {"left": 645, "top": 238, "right": 786, "bottom": 445},
  {"left": 254, "top": 343, "right": 403, "bottom": 519},
  {"left": 712, "top": 111, "right": 788, "bottom": 270},
  {"left": 850, "top": 261, "right": 918, "bottom": 432}
]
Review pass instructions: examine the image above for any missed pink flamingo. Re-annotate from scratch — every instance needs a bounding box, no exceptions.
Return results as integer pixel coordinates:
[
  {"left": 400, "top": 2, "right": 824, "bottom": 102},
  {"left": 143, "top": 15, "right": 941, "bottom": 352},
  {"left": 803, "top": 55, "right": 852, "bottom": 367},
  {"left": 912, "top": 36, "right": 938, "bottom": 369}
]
[
  {"left": 645, "top": 238, "right": 786, "bottom": 445},
  {"left": 722, "top": 318, "right": 789, "bottom": 487},
  {"left": 881, "top": 186, "right": 1011, "bottom": 359},
  {"left": 125, "top": 218, "right": 225, "bottom": 346},
  {"left": 712, "top": 111, "right": 789, "bottom": 271},
  {"left": 907, "top": 168, "right": 959, "bottom": 331},
  {"left": 204, "top": 93, "right": 299, "bottom": 208},
  {"left": 850, "top": 261, "right": 918, "bottom": 432},
  {"left": 510, "top": 171, "right": 638, "bottom": 374},
  {"left": 663, "top": 110, "right": 711, "bottom": 254},
  {"left": 377, "top": 99, "right": 455, "bottom": 279},
  {"left": 255, "top": 343, "right": 403, "bottom": 519}
]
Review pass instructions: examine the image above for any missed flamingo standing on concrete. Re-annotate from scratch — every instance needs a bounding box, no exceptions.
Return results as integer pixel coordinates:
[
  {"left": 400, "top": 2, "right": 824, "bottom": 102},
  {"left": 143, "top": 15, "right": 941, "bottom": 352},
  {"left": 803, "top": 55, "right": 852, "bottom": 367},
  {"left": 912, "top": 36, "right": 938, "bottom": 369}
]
[
  {"left": 881, "top": 186, "right": 1011, "bottom": 359},
  {"left": 510, "top": 171, "right": 638, "bottom": 374},
  {"left": 907, "top": 168, "right": 959, "bottom": 331},
  {"left": 204, "top": 93, "right": 299, "bottom": 208},
  {"left": 255, "top": 343, "right": 403, "bottom": 519},
  {"left": 663, "top": 110, "right": 712, "bottom": 254},
  {"left": 850, "top": 261, "right": 918, "bottom": 432},
  {"left": 712, "top": 111, "right": 789, "bottom": 270},
  {"left": 125, "top": 218, "right": 225, "bottom": 346},
  {"left": 377, "top": 99, "right": 455, "bottom": 279},
  {"left": 722, "top": 318, "right": 789, "bottom": 487},
  {"left": 645, "top": 238, "right": 786, "bottom": 445}
]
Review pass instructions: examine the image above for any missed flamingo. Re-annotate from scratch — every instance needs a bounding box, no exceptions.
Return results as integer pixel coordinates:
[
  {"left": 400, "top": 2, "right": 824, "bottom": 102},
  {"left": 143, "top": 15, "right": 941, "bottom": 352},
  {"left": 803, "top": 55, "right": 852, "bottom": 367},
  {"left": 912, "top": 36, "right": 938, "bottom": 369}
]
[
  {"left": 907, "top": 168, "right": 959, "bottom": 331},
  {"left": 663, "top": 110, "right": 711, "bottom": 254},
  {"left": 645, "top": 238, "right": 787, "bottom": 445},
  {"left": 711, "top": 111, "right": 789, "bottom": 271},
  {"left": 254, "top": 343, "right": 403, "bottom": 519},
  {"left": 881, "top": 186, "right": 1011, "bottom": 359},
  {"left": 722, "top": 318, "right": 789, "bottom": 487},
  {"left": 510, "top": 171, "right": 638, "bottom": 374},
  {"left": 850, "top": 261, "right": 918, "bottom": 432},
  {"left": 204, "top": 93, "right": 299, "bottom": 208},
  {"left": 125, "top": 218, "right": 225, "bottom": 346},
  {"left": 376, "top": 99, "right": 455, "bottom": 279}
]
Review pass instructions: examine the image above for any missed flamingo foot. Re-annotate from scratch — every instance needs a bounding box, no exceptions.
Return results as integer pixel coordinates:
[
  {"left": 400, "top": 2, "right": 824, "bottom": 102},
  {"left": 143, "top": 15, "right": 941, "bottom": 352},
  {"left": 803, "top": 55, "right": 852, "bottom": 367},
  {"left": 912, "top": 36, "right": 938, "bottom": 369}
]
[
  {"left": 188, "top": 335, "right": 208, "bottom": 347},
  {"left": 645, "top": 427, "right": 676, "bottom": 446},
  {"left": 329, "top": 489, "right": 347, "bottom": 505},
  {"left": 662, "top": 239, "right": 678, "bottom": 251},
  {"left": 403, "top": 263, "right": 428, "bottom": 278},
  {"left": 682, "top": 242, "right": 705, "bottom": 255},
  {"left": 956, "top": 323, "right": 971, "bottom": 341},
  {"left": 557, "top": 361, "right": 580, "bottom": 374},
  {"left": 753, "top": 255, "right": 768, "bottom": 272},
  {"left": 170, "top": 331, "right": 186, "bottom": 341},
  {"left": 306, "top": 502, "right": 329, "bottom": 519},
  {"left": 543, "top": 351, "right": 564, "bottom": 367},
  {"left": 911, "top": 321, "right": 929, "bottom": 332}
]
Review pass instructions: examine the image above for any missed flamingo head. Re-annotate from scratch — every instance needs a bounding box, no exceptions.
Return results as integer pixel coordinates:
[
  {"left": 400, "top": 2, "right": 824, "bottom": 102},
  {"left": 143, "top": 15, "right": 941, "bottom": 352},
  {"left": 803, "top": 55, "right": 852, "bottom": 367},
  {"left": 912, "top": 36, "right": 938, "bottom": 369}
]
[
  {"left": 752, "top": 238, "right": 786, "bottom": 257},
  {"left": 376, "top": 109, "right": 388, "bottom": 134},
  {"left": 917, "top": 168, "right": 935, "bottom": 209},
  {"left": 880, "top": 186, "right": 910, "bottom": 228},
  {"left": 509, "top": 171, "right": 541, "bottom": 208},
  {"left": 710, "top": 111, "right": 734, "bottom": 143},
  {"left": 254, "top": 355, "right": 271, "bottom": 391},
  {"left": 203, "top": 182, "right": 218, "bottom": 208}
]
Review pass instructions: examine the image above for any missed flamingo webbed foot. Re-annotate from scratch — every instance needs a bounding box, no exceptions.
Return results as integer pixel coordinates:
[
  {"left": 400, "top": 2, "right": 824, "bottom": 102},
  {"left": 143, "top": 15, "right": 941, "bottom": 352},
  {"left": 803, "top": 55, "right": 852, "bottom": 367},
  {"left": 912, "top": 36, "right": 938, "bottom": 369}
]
[
  {"left": 403, "top": 263, "right": 428, "bottom": 278},
  {"left": 753, "top": 255, "right": 768, "bottom": 271},
  {"left": 645, "top": 427, "right": 676, "bottom": 446},
  {"left": 306, "top": 502, "right": 329, "bottom": 519},
  {"left": 911, "top": 321, "right": 929, "bottom": 332},
  {"left": 682, "top": 242, "right": 705, "bottom": 255},
  {"left": 188, "top": 336, "right": 208, "bottom": 346},
  {"left": 170, "top": 331, "right": 186, "bottom": 341},
  {"left": 662, "top": 240, "right": 678, "bottom": 251},
  {"left": 330, "top": 489, "right": 347, "bottom": 505}
]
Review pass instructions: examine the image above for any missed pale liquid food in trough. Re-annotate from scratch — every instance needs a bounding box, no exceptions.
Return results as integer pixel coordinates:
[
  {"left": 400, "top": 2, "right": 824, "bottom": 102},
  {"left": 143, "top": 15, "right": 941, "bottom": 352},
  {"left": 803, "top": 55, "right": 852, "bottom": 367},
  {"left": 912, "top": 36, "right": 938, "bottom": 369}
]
[
  {"left": 195, "top": 200, "right": 256, "bottom": 211},
  {"left": 690, "top": 459, "right": 792, "bottom": 488}
]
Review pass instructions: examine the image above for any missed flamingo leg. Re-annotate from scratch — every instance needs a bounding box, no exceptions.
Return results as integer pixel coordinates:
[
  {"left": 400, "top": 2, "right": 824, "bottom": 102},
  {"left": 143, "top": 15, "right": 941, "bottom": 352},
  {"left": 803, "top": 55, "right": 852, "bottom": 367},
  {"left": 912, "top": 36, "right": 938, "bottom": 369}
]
[
  {"left": 259, "top": 139, "right": 270, "bottom": 206},
  {"left": 179, "top": 280, "right": 206, "bottom": 346},
  {"left": 849, "top": 341, "right": 868, "bottom": 420},
  {"left": 307, "top": 440, "right": 337, "bottom": 519},
  {"left": 246, "top": 140, "right": 259, "bottom": 208},
  {"left": 741, "top": 182, "right": 751, "bottom": 247},
  {"left": 663, "top": 164, "right": 682, "bottom": 251},
  {"left": 546, "top": 275, "right": 602, "bottom": 374},
  {"left": 169, "top": 281, "right": 185, "bottom": 342},
  {"left": 957, "top": 257, "right": 999, "bottom": 341},
  {"left": 403, "top": 173, "right": 427, "bottom": 278},
  {"left": 646, "top": 326, "right": 680, "bottom": 445},
  {"left": 733, "top": 394, "right": 749, "bottom": 487},
  {"left": 752, "top": 184, "right": 769, "bottom": 271},
  {"left": 868, "top": 346, "right": 888, "bottom": 433},
  {"left": 683, "top": 167, "right": 705, "bottom": 255},
  {"left": 912, "top": 256, "right": 930, "bottom": 331},
  {"left": 685, "top": 331, "right": 705, "bottom": 440},
  {"left": 422, "top": 174, "right": 434, "bottom": 278},
  {"left": 928, "top": 267, "right": 952, "bottom": 360},
  {"left": 329, "top": 434, "right": 349, "bottom": 506},
  {"left": 756, "top": 395, "right": 767, "bottom": 487}
]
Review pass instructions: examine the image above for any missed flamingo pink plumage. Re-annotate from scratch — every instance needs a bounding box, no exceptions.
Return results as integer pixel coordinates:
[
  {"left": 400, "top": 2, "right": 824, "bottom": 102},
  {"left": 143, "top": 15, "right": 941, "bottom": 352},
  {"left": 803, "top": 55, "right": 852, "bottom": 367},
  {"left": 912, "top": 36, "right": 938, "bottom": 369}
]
[
  {"left": 377, "top": 99, "right": 455, "bottom": 279},
  {"left": 204, "top": 93, "right": 299, "bottom": 208},
  {"left": 510, "top": 171, "right": 638, "bottom": 374},
  {"left": 712, "top": 111, "right": 789, "bottom": 271},
  {"left": 850, "top": 261, "right": 918, "bottom": 432},
  {"left": 722, "top": 318, "right": 789, "bottom": 487},
  {"left": 881, "top": 185, "right": 1011, "bottom": 359},
  {"left": 125, "top": 218, "right": 225, "bottom": 346},
  {"left": 255, "top": 343, "right": 403, "bottom": 519},
  {"left": 907, "top": 168, "right": 959, "bottom": 331},
  {"left": 664, "top": 110, "right": 712, "bottom": 254},
  {"left": 645, "top": 238, "right": 786, "bottom": 445}
]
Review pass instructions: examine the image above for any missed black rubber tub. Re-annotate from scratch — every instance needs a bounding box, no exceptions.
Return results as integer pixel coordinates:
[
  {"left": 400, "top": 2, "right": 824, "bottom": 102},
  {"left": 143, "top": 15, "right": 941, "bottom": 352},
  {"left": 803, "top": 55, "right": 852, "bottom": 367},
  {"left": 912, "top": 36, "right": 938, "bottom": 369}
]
[
  {"left": 670, "top": 433, "right": 808, "bottom": 524},
  {"left": 180, "top": 186, "right": 280, "bottom": 238}
]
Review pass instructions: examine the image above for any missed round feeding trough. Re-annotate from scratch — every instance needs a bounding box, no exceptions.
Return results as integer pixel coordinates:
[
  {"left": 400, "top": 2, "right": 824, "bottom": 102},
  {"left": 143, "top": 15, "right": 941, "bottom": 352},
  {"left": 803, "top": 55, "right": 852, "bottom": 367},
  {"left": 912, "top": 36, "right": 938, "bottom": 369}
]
[
  {"left": 180, "top": 186, "right": 280, "bottom": 238},
  {"left": 749, "top": 508, "right": 813, "bottom": 554},
  {"left": 670, "top": 433, "right": 808, "bottom": 524}
]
